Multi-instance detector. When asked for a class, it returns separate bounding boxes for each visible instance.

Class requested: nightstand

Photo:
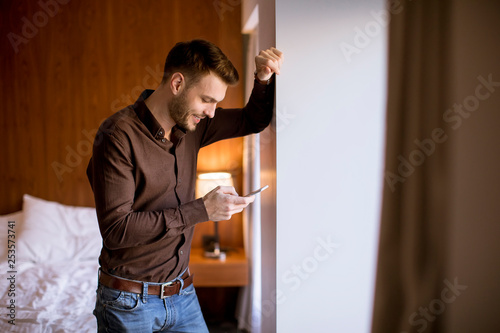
[189,247,249,287]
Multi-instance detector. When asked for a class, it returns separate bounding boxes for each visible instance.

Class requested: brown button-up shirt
[87,80,274,283]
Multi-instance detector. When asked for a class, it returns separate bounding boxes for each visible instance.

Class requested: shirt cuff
[178,198,210,228]
[252,74,275,100]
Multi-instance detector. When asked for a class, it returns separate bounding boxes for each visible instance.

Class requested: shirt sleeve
[87,127,209,250]
[197,78,275,147]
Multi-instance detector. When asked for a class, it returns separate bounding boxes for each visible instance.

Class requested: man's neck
[145,86,175,140]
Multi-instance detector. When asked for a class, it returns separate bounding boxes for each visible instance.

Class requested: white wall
[275,0,386,331]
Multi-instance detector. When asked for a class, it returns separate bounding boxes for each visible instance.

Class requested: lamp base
[203,247,226,260]
[202,222,226,260]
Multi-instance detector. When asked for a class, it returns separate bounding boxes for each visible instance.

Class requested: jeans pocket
[180,283,196,296]
[98,285,140,311]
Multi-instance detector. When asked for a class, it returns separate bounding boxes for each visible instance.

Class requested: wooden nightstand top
[189,247,249,287]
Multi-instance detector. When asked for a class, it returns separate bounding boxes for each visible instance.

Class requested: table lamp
[196,172,234,260]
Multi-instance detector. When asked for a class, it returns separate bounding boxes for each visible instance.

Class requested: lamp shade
[195,172,234,199]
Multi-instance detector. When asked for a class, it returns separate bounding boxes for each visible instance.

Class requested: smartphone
[244,185,269,197]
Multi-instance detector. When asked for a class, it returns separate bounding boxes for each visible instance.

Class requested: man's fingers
[228,197,254,214]
[261,47,283,62]
[232,195,255,205]
[203,186,256,221]
[270,47,284,60]
[256,58,280,76]
[222,195,254,217]
[262,48,284,68]
[256,48,283,75]
[260,55,281,74]
[217,185,238,196]
[211,202,248,221]
[262,49,281,62]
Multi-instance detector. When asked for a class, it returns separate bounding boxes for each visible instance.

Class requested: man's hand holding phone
[202,185,269,221]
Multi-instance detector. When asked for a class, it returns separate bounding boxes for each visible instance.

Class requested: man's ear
[170,72,184,95]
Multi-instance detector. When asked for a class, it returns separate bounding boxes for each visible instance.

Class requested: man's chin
[177,122,197,132]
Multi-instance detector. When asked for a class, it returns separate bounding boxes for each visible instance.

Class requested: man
[87,39,283,332]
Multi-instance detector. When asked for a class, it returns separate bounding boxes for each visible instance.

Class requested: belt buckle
[160,281,174,299]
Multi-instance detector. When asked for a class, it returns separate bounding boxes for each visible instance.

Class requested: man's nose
[204,104,216,118]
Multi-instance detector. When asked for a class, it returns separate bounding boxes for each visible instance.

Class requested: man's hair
[161,39,239,86]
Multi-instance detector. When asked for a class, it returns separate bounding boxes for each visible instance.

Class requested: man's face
[169,73,228,132]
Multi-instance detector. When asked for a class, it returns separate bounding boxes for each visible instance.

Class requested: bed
[0,194,101,332]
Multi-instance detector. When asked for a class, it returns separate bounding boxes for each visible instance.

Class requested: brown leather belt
[99,270,194,299]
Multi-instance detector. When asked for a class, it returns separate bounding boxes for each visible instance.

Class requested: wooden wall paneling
[192,0,245,249]
[0,0,245,249]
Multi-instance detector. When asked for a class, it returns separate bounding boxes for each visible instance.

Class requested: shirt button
[158,130,163,136]
[161,138,166,143]
[180,250,184,255]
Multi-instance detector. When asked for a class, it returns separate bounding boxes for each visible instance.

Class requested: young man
[87,39,283,332]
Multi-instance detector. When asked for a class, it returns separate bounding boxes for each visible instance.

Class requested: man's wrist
[254,71,273,85]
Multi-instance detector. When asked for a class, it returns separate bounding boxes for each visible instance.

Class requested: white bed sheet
[0,260,99,332]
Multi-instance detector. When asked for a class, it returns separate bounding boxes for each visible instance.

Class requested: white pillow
[18,194,102,263]
[0,210,24,260]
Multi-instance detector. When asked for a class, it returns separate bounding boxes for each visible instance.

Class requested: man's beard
[168,90,193,131]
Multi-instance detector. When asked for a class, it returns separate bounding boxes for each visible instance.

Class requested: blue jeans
[94,277,208,332]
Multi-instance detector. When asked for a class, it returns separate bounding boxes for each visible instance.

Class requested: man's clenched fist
[255,47,284,82]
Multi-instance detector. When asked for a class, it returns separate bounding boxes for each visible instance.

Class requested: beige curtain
[237,29,263,333]
[372,0,453,332]
[373,0,500,332]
